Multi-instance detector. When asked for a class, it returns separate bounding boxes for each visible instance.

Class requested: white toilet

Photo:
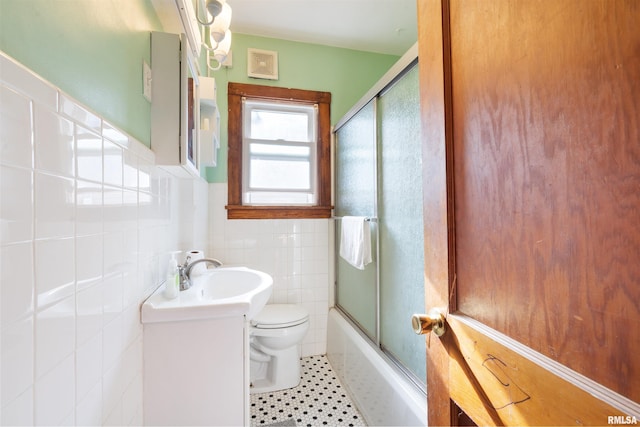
[249,304,309,394]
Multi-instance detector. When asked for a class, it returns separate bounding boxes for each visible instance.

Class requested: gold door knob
[411,309,446,337]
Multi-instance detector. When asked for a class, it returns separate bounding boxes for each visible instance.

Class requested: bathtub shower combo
[328,45,427,426]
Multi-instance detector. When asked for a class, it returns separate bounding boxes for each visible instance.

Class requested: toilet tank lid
[251,304,309,327]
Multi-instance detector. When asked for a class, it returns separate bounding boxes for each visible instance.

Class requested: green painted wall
[0,1,400,168]
[0,0,163,146]
[204,33,400,183]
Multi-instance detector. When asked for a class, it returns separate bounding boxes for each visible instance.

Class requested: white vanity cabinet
[143,314,249,426]
[150,31,200,177]
[141,266,273,425]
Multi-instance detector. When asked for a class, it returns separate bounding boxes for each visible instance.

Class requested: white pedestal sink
[141,267,273,426]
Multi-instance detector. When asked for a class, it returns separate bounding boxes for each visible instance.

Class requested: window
[227,83,332,219]
[243,100,317,205]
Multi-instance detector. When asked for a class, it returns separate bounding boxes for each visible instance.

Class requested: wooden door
[418,0,640,425]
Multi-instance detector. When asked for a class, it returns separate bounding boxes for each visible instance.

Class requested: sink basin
[141,266,273,323]
[198,269,268,300]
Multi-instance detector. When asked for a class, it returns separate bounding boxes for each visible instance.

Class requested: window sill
[225,205,333,220]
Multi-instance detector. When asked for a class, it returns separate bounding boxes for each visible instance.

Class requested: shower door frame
[333,45,425,390]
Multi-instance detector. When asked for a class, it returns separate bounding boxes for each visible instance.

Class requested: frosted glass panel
[334,63,424,385]
[335,101,376,217]
[377,65,426,381]
[335,100,376,338]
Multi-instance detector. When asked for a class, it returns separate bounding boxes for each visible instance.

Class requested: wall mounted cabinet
[151,31,200,177]
[199,76,220,166]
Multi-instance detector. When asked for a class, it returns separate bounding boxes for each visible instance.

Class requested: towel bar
[332,216,377,222]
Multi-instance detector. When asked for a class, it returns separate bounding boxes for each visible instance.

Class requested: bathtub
[326,308,428,426]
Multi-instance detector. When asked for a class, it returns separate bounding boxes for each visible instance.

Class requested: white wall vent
[247,48,279,80]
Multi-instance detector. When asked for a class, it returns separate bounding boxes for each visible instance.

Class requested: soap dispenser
[164,253,179,299]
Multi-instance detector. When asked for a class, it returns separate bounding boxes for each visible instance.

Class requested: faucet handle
[178,258,191,291]
[180,255,191,269]
[178,256,191,277]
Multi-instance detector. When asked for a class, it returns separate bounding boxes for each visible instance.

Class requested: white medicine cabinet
[151,31,201,177]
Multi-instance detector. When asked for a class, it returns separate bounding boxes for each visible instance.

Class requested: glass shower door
[334,100,377,338]
[377,65,425,382]
[334,60,425,386]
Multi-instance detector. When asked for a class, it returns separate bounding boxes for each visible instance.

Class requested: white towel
[339,216,372,270]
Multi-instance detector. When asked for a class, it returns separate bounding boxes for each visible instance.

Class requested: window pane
[245,191,314,205]
[249,158,311,190]
[250,143,310,158]
[250,110,310,141]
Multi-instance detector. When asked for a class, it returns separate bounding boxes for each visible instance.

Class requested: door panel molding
[447,315,640,426]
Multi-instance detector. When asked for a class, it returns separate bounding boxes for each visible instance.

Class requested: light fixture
[209,2,232,43]
[196,0,226,26]
[206,29,232,71]
[197,0,232,72]
[199,0,232,72]
[206,0,224,17]
[213,30,232,63]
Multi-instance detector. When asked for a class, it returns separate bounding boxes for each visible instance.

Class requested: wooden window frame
[226,82,332,219]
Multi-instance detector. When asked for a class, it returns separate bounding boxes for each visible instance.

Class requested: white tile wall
[0,53,209,425]
[207,183,331,357]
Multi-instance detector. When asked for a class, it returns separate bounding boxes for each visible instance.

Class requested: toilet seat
[251,304,309,329]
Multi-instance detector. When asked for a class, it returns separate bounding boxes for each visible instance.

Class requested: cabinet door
[143,316,246,426]
[151,31,200,177]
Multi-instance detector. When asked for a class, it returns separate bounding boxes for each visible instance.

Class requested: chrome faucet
[178,257,223,291]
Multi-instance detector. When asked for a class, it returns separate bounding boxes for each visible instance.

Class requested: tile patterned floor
[250,355,367,427]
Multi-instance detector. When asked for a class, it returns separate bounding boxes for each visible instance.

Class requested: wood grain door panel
[418,0,640,425]
[449,0,640,401]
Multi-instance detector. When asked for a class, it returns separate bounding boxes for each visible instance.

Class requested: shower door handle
[411,309,446,337]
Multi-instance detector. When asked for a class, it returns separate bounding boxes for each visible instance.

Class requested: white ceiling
[227,0,418,56]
